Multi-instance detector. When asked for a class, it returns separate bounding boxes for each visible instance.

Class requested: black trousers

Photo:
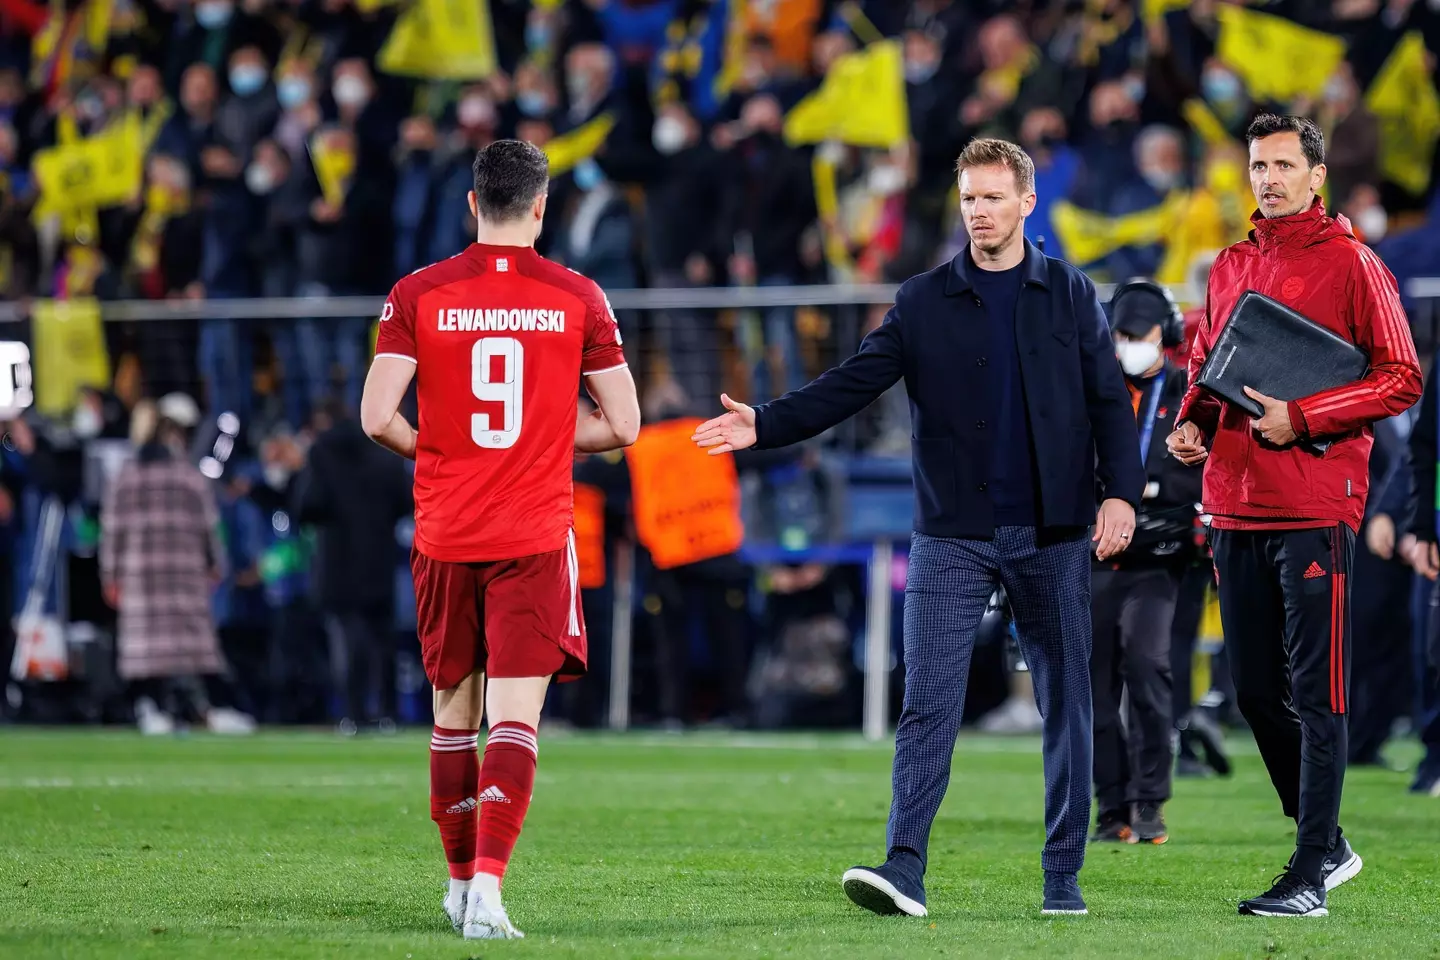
[1211,524,1353,875]
[648,567,751,724]
[325,608,397,723]
[1346,538,1413,764]
[1170,563,1212,723]
[1091,566,1178,813]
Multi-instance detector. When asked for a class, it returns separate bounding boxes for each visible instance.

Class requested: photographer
[1090,280,1202,846]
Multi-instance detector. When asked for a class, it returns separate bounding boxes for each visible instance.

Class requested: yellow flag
[783,39,909,149]
[32,298,110,416]
[810,149,851,273]
[1215,6,1345,104]
[1181,98,1233,148]
[378,0,496,80]
[542,113,616,176]
[1049,194,1189,269]
[31,115,145,217]
[309,132,356,207]
[1365,32,1440,196]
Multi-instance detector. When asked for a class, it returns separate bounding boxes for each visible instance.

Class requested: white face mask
[245,163,276,195]
[263,463,290,490]
[868,164,906,196]
[1355,206,1387,241]
[1116,339,1161,377]
[333,75,370,109]
[72,404,103,439]
[652,115,688,155]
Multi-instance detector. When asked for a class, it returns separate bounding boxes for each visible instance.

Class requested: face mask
[245,163,276,195]
[1202,69,1241,103]
[868,164,906,196]
[525,20,552,50]
[904,59,938,85]
[263,463,290,490]
[195,0,233,28]
[1355,205,1387,241]
[1122,75,1146,103]
[652,115,687,155]
[1141,167,1181,194]
[516,90,550,117]
[1322,77,1347,103]
[458,96,494,129]
[567,74,596,108]
[1116,340,1161,377]
[72,404,102,439]
[573,159,603,192]
[277,76,311,110]
[333,75,370,108]
[229,65,266,97]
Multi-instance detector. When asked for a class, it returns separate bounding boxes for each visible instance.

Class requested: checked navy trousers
[886,527,1094,876]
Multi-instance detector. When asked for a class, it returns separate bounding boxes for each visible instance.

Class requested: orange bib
[626,418,744,570]
[572,481,606,589]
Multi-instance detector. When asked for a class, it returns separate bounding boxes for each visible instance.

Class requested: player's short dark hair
[471,139,549,224]
[1245,114,1325,168]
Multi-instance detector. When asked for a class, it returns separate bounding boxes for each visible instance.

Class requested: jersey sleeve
[374,280,418,363]
[582,283,627,376]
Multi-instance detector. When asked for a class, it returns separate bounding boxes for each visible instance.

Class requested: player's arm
[365,283,420,459]
[361,357,418,460]
[577,365,640,453]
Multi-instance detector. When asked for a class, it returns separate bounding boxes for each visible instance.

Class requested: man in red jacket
[1168,114,1422,918]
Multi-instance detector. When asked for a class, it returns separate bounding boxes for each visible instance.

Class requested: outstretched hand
[691,394,757,455]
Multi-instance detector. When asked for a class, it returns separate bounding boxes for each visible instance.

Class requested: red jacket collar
[1248,197,1354,254]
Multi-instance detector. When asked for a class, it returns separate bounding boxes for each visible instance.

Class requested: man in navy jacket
[694,138,1144,916]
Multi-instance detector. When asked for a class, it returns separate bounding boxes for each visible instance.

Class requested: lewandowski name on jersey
[436,308,567,333]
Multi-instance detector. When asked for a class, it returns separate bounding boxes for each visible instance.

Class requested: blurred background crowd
[0,0,1438,793]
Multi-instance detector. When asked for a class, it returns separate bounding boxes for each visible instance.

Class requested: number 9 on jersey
[472,336,523,449]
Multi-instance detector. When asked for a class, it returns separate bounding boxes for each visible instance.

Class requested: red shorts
[412,540,587,691]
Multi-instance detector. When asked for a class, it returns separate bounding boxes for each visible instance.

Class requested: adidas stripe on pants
[1210,523,1354,881]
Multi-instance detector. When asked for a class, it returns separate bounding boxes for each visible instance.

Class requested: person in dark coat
[295,401,413,733]
[1089,279,1204,846]
[694,138,1144,918]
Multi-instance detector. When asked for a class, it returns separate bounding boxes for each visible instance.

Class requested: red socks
[474,721,538,881]
[429,726,480,880]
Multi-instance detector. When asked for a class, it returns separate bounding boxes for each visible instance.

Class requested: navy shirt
[749,239,1146,540]
[970,254,1039,525]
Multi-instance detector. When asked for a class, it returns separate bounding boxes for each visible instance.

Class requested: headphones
[1109,278,1185,348]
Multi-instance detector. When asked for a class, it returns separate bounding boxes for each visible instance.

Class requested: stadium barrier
[5,276,1439,739]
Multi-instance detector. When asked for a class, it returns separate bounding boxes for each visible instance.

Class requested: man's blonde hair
[955,137,1036,195]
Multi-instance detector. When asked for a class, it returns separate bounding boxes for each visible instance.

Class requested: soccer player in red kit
[359,140,639,940]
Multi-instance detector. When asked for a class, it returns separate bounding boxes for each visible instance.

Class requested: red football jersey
[375,243,627,563]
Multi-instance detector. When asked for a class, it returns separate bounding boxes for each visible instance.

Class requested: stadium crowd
[0,0,1438,800]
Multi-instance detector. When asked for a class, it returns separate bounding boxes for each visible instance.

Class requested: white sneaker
[980,697,1043,734]
[206,707,257,735]
[443,888,468,933]
[136,698,174,736]
[463,895,524,940]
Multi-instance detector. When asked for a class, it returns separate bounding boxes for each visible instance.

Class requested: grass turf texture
[1,731,1437,959]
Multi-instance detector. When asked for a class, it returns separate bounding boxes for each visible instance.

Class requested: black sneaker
[1132,803,1168,845]
[1183,708,1232,777]
[1238,872,1327,917]
[1041,871,1087,915]
[842,854,927,917]
[1288,837,1363,891]
[1090,810,1132,843]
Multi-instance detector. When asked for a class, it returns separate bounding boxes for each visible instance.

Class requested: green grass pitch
[1,729,1438,959]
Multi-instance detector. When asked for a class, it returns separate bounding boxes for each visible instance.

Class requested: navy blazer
[753,239,1146,539]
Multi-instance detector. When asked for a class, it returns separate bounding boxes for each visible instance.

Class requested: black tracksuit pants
[1211,524,1353,882]
[1091,566,1178,815]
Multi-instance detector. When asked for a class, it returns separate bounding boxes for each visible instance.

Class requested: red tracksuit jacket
[1177,200,1422,532]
